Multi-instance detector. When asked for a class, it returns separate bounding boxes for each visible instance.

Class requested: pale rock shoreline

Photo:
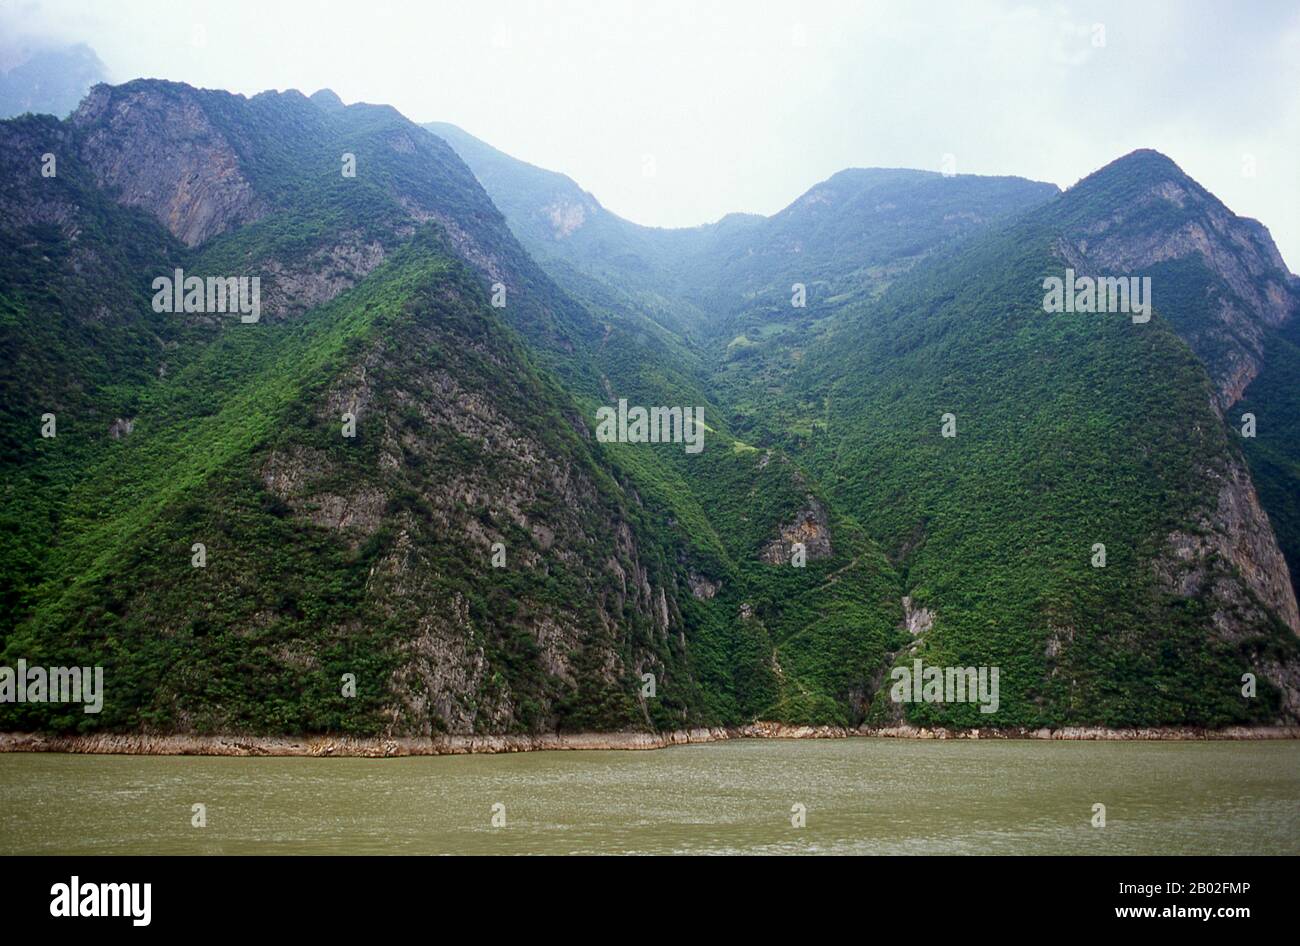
[2,722,1297,758]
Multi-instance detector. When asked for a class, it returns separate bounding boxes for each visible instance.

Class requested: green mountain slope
[1238,311,1300,595]
[794,152,1300,727]
[2,82,907,736]
[0,84,708,735]
[1038,150,1300,600]
[429,121,1061,444]
[3,83,1296,738]
[426,123,948,726]
[434,128,1300,729]
[2,218,711,737]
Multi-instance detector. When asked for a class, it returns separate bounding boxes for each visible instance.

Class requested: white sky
[5,0,1299,268]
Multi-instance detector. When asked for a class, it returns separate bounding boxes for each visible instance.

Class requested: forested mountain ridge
[429,121,1062,450]
[1,81,903,735]
[1039,149,1300,604]
[434,128,1300,728]
[0,79,1296,738]
[791,150,1299,726]
[427,121,1059,331]
[0,81,723,734]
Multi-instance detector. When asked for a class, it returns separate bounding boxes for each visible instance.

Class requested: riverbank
[2,722,1297,757]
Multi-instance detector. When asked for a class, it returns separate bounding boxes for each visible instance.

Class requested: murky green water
[1,739,1297,854]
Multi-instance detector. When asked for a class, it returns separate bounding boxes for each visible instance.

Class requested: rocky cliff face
[1159,454,1300,635]
[260,287,685,735]
[72,84,266,246]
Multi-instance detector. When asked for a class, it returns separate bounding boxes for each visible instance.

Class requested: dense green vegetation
[3,82,906,736]
[800,214,1292,727]
[441,129,1300,730]
[1,85,1295,739]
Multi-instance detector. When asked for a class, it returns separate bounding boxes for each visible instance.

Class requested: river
[2,738,1296,854]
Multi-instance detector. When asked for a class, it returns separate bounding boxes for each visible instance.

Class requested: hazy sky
[6,0,1299,267]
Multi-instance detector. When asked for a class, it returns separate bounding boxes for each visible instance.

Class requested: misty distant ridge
[429,116,1289,268]
[425,116,1070,236]
[0,40,107,120]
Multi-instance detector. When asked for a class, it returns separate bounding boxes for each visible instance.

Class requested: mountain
[426,123,917,727]
[428,121,1059,322]
[429,121,1061,441]
[2,81,1297,739]
[423,121,677,287]
[1,81,904,736]
[0,42,108,119]
[1045,150,1298,413]
[0,81,714,734]
[430,129,1300,728]
[1040,149,1300,600]
[791,150,1298,727]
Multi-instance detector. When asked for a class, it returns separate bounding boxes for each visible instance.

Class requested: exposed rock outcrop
[1159,455,1300,635]
[543,198,588,238]
[258,239,387,320]
[901,595,934,636]
[72,83,266,246]
[688,572,720,600]
[760,496,832,563]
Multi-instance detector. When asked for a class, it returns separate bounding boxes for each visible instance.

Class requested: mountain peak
[1046,146,1298,413]
[310,88,345,110]
[1075,147,1192,190]
[1114,146,1181,167]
